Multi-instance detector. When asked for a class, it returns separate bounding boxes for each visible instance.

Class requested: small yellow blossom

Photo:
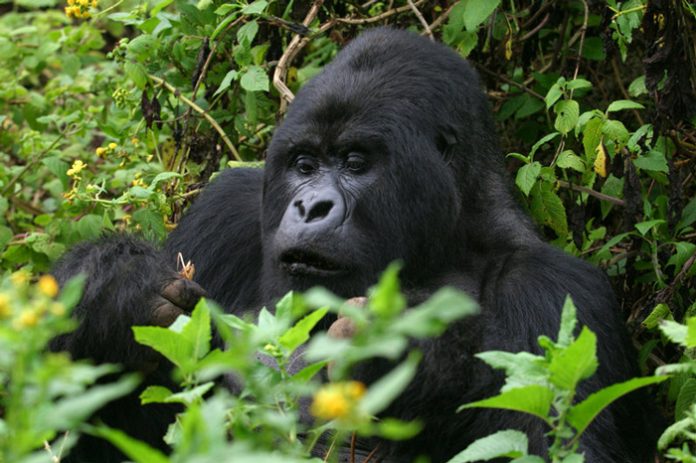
[91,0,97,7]
[121,214,132,225]
[38,275,59,298]
[14,309,39,329]
[0,294,11,318]
[108,142,118,150]
[67,0,75,5]
[96,147,106,156]
[67,160,87,177]
[310,381,366,421]
[10,270,30,287]
[131,137,139,146]
[50,302,66,316]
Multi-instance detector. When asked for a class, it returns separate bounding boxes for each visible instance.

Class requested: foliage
[447,297,667,463]
[0,0,695,460]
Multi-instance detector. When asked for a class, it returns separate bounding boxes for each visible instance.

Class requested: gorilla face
[260,34,464,299]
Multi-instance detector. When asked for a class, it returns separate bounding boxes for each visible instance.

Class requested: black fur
[53,28,660,462]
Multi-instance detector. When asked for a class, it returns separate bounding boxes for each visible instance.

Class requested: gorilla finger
[161,278,208,311]
[151,298,186,327]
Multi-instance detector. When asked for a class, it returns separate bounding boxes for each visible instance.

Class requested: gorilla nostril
[306,201,334,223]
[294,200,306,217]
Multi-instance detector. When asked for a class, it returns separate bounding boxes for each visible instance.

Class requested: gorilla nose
[295,199,335,223]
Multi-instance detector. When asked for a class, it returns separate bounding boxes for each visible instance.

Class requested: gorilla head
[260,28,535,299]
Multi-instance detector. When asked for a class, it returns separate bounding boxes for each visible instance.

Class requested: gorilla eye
[294,156,318,175]
[345,153,368,173]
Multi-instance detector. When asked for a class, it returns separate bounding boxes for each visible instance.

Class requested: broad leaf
[447,429,529,462]
[458,385,554,423]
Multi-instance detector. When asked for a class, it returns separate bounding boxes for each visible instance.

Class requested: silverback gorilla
[51,28,659,462]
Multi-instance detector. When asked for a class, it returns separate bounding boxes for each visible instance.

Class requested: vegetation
[0,0,695,461]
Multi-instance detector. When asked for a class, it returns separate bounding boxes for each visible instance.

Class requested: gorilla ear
[436,127,458,162]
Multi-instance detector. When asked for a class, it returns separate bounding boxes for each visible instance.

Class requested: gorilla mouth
[280,249,347,277]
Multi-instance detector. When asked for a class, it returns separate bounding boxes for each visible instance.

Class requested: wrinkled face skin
[259,79,461,301]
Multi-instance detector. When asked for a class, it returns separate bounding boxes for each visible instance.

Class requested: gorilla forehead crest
[282,28,485,140]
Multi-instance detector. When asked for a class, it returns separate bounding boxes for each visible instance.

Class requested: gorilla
[51,28,659,462]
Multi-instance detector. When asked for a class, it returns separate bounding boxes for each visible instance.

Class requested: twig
[571,0,589,83]
[519,12,550,42]
[557,180,625,206]
[476,64,545,100]
[335,0,425,25]
[273,0,325,112]
[428,2,456,31]
[407,0,432,39]
[147,73,241,161]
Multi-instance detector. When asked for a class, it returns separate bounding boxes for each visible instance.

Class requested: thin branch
[557,180,625,206]
[571,0,589,82]
[427,2,455,31]
[148,73,241,161]
[519,12,550,42]
[273,0,325,112]
[476,64,545,100]
[335,0,425,25]
[407,0,432,39]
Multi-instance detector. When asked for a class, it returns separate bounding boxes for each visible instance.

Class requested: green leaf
[659,320,688,346]
[634,219,665,236]
[566,79,592,91]
[240,65,269,92]
[182,299,212,360]
[369,262,406,318]
[658,417,692,450]
[391,287,479,338]
[132,208,166,239]
[633,149,668,173]
[675,378,696,420]
[361,352,421,415]
[376,419,423,440]
[549,327,598,390]
[214,70,238,96]
[530,183,568,236]
[601,119,629,144]
[530,132,560,158]
[461,0,501,30]
[92,426,169,463]
[556,150,585,172]
[475,351,547,391]
[447,429,529,462]
[134,326,192,370]
[686,318,696,348]
[237,19,259,46]
[606,99,644,112]
[567,376,667,436]
[278,307,329,352]
[40,375,139,430]
[77,214,103,240]
[642,303,673,330]
[458,385,554,423]
[628,76,647,97]
[515,161,541,196]
[140,385,173,404]
[124,62,148,89]
[545,81,564,109]
[557,296,578,347]
[554,100,580,134]
[241,0,268,14]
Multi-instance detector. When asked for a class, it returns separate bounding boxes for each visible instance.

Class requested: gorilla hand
[49,236,206,368]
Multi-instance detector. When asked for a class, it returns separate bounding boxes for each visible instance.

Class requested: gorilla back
[54,28,660,462]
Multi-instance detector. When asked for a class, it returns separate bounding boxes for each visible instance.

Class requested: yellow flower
[50,302,66,316]
[131,137,139,146]
[10,270,30,287]
[67,160,87,177]
[0,294,11,318]
[310,381,366,421]
[67,0,75,4]
[108,142,118,150]
[96,147,106,156]
[14,309,39,329]
[90,0,97,7]
[38,275,59,298]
